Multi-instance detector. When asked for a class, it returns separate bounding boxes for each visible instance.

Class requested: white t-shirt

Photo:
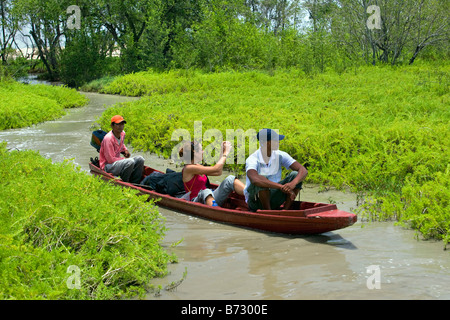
[244,148,296,202]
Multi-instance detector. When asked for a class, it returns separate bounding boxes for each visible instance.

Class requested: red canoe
[89,163,357,235]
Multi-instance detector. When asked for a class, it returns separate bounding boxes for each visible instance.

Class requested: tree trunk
[409,44,424,65]
[1,0,8,64]
[30,26,55,80]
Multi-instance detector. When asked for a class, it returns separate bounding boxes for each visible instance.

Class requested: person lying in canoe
[99,115,145,184]
[244,129,308,211]
[179,140,245,206]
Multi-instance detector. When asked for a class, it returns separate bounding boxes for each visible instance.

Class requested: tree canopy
[1,0,448,85]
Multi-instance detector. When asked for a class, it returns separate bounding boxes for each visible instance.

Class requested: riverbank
[0,142,175,299]
[86,63,449,244]
[0,85,176,299]
[0,79,88,130]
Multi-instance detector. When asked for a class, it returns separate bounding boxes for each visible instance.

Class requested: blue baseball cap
[257,129,285,142]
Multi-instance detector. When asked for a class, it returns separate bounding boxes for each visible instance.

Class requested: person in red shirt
[179,140,245,206]
[99,115,144,183]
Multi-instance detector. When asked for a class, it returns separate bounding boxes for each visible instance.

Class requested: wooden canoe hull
[89,163,357,235]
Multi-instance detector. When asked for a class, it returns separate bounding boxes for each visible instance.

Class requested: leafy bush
[361,168,450,246]
[0,80,88,130]
[400,169,450,245]
[79,76,117,93]
[95,63,449,242]
[0,143,174,299]
[60,28,122,88]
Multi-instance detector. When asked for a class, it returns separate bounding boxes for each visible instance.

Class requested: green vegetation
[0,79,88,130]
[94,62,449,244]
[1,0,447,300]
[0,143,174,299]
[2,0,448,86]
[79,76,117,93]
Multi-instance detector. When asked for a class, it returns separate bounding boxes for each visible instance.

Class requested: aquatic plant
[79,76,117,93]
[0,143,174,299]
[0,80,88,130]
[95,62,449,243]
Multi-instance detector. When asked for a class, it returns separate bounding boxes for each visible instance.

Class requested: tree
[302,0,337,72]
[242,0,303,33]
[303,0,335,32]
[408,0,449,64]
[331,0,382,65]
[158,0,205,65]
[334,0,449,66]
[13,0,72,80]
[60,10,116,87]
[92,0,161,72]
[1,0,19,64]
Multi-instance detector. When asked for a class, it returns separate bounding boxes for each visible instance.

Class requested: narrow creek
[1,90,448,300]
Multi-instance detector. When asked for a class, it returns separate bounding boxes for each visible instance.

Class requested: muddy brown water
[1,91,449,300]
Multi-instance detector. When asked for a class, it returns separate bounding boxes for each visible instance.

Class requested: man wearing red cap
[99,115,144,183]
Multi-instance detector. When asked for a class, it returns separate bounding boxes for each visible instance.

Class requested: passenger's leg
[105,158,134,182]
[279,171,303,210]
[129,156,145,184]
[119,159,137,182]
[233,179,245,196]
[258,189,271,210]
[192,189,214,206]
[213,175,236,206]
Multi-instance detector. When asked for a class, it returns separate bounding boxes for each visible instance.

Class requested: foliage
[400,169,450,245]
[0,80,88,130]
[60,30,107,88]
[12,0,73,80]
[0,143,174,299]
[4,0,449,85]
[79,76,117,93]
[95,62,449,242]
[0,57,30,79]
[361,167,450,246]
[1,0,20,64]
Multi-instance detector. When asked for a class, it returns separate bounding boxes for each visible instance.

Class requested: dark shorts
[247,171,303,211]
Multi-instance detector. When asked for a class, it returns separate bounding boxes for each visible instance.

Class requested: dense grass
[0,143,175,299]
[94,62,449,244]
[0,80,88,130]
[79,76,117,93]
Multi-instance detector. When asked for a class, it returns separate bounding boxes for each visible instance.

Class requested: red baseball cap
[111,115,127,124]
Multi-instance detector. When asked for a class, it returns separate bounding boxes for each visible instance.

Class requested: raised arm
[183,141,232,180]
[184,155,227,177]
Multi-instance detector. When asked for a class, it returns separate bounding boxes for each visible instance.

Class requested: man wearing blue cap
[244,129,308,211]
